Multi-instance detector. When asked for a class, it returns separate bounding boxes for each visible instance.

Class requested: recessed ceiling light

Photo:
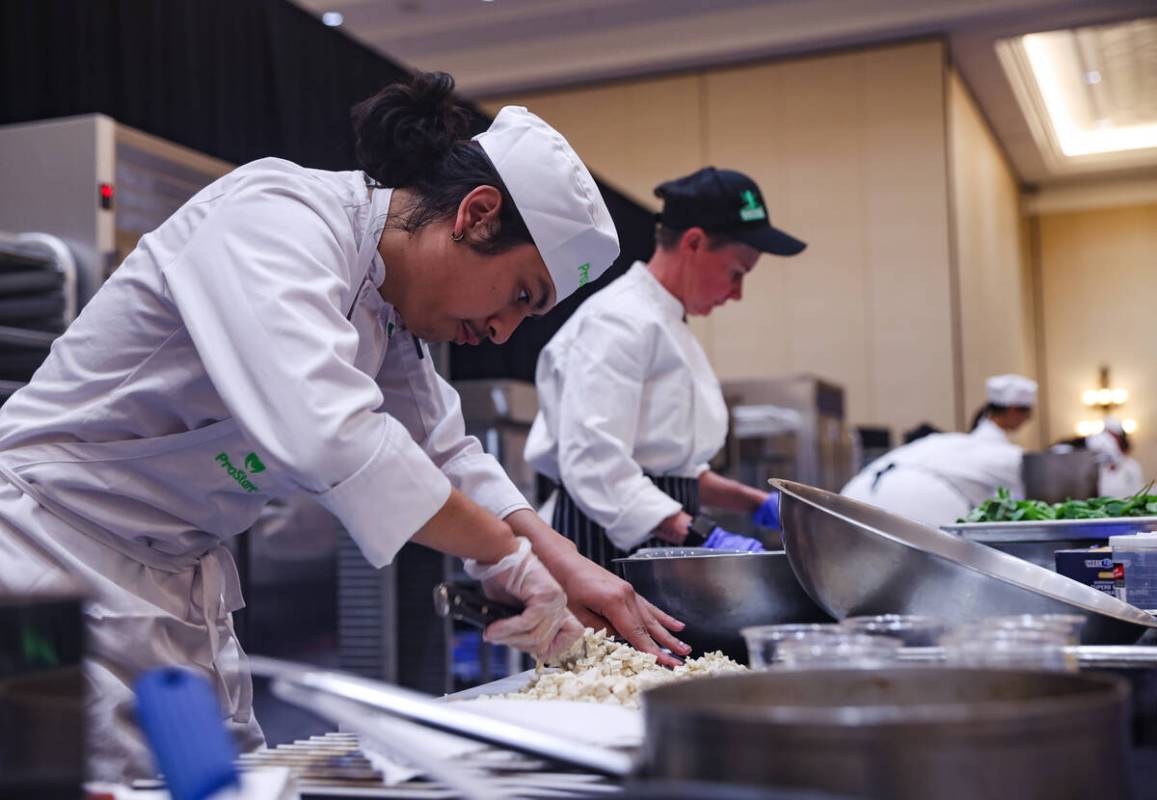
[999,22,1157,159]
[322,11,344,26]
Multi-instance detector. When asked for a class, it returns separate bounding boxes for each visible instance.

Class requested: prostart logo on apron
[214,451,266,493]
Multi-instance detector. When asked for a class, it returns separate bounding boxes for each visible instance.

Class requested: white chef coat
[1101,457,1147,497]
[970,417,1010,444]
[525,262,729,550]
[1086,431,1148,497]
[840,418,1024,528]
[0,157,529,778]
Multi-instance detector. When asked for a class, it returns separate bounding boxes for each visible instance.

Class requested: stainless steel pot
[641,667,1131,799]
[614,548,832,657]
[774,479,1157,644]
[1022,450,1100,503]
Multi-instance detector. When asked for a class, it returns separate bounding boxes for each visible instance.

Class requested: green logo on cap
[244,452,266,474]
[577,263,591,287]
[739,190,767,222]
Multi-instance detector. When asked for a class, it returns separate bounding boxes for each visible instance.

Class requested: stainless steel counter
[255,650,1157,798]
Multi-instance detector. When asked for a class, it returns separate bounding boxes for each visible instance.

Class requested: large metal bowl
[774,479,1157,645]
[614,548,832,657]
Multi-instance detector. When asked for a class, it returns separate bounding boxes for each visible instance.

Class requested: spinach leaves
[962,484,1157,523]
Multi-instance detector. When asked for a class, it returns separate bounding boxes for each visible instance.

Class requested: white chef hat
[474,106,619,307]
[986,374,1038,407]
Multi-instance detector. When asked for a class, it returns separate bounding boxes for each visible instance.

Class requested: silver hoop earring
[450,230,464,242]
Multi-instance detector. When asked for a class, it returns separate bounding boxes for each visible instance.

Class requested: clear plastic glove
[752,491,781,529]
[704,527,765,552]
[463,538,580,659]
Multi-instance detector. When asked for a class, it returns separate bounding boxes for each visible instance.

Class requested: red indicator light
[99,182,115,209]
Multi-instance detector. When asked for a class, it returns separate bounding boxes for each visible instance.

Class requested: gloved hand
[752,491,781,529]
[463,538,580,660]
[703,528,765,552]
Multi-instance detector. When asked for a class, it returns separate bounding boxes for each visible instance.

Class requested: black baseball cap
[654,167,806,256]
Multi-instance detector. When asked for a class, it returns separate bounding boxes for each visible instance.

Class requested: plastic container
[986,613,1086,645]
[942,625,1073,672]
[740,623,843,670]
[1110,534,1157,609]
[841,614,947,647]
[774,632,902,670]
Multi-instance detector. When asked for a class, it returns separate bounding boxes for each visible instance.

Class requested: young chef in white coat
[525,168,805,571]
[1054,418,1148,497]
[1090,419,1147,496]
[0,72,686,779]
[841,374,1038,527]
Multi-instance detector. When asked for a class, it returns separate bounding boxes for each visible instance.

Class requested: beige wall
[486,41,960,438]
[1036,203,1157,483]
[483,73,706,211]
[946,70,1040,447]
[486,39,1157,489]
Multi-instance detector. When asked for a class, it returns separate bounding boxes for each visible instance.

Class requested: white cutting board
[456,697,643,748]
[354,699,641,786]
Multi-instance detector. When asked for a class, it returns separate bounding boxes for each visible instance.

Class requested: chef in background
[841,374,1037,527]
[1091,419,1147,496]
[526,167,804,571]
[1054,417,1148,497]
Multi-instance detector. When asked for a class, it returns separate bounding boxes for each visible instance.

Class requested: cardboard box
[1054,547,1121,598]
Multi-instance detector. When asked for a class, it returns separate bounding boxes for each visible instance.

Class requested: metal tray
[943,516,1157,542]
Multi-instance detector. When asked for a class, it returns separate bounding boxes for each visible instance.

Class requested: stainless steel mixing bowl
[774,479,1157,644]
[614,548,832,656]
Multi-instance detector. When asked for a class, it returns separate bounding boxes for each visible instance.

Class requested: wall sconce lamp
[1076,365,1137,436]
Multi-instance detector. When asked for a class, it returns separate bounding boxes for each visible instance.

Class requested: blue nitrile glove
[752,491,781,529]
[703,528,765,552]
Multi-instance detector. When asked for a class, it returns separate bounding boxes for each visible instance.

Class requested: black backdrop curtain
[0,0,654,381]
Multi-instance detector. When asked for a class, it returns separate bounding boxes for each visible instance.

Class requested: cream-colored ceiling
[294,0,1157,184]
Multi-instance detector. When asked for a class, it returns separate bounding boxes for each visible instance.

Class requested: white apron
[0,475,262,780]
[0,166,391,780]
[0,411,293,780]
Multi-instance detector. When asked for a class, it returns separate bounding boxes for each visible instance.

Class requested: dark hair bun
[351,71,472,187]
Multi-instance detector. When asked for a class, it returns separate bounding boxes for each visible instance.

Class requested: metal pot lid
[642,667,1129,727]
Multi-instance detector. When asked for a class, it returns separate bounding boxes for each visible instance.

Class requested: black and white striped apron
[551,474,699,574]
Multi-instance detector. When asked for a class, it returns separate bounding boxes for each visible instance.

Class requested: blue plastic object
[134,667,239,800]
[704,528,765,552]
[752,490,781,530]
